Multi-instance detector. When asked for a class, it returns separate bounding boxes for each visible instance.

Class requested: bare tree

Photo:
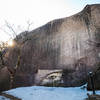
[0,20,33,89]
[26,20,33,31]
[0,41,8,69]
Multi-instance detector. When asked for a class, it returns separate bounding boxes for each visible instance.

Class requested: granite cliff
[0,4,100,91]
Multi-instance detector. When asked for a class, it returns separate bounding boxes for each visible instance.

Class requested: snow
[4,86,100,100]
[0,96,10,100]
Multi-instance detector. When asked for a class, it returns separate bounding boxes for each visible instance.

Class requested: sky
[0,0,100,42]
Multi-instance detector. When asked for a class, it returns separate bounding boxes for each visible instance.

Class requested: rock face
[87,69,100,90]
[0,4,100,91]
[0,67,10,92]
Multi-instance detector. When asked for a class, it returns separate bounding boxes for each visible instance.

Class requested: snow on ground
[4,86,100,100]
[0,96,10,100]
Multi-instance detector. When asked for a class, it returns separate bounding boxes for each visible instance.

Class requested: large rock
[0,4,100,91]
[0,67,10,92]
[87,69,100,90]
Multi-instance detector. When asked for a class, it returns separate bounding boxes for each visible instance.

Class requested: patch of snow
[4,86,100,100]
[0,96,10,100]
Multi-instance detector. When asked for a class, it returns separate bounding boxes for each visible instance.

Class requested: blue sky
[0,0,100,41]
